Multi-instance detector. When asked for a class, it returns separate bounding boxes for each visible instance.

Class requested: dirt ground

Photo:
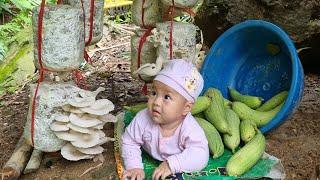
[0,24,319,180]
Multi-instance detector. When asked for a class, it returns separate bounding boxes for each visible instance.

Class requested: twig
[78,162,103,177]
[18,73,38,91]
[91,42,130,53]
[106,21,136,35]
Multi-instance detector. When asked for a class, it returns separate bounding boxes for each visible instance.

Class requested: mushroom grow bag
[63,0,105,45]
[130,29,157,81]
[114,111,286,180]
[132,0,161,28]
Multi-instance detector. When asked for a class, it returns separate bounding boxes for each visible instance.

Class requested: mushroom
[93,124,104,130]
[76,145,104,155]
[79,87,105,98]
[67,96,95,108]
[69,113,103,128]
[67,123,95,134]
[98,114,117,123]
[70,131,101,148]
[61,143,93,161]
[50,121,69,132]
[54,112,70,123]
[96,130,105,138]
[62,104,84,114]
[97,136,115,145]
[80,99,115,116]
[133,56,165,77]
[54,130,79,141]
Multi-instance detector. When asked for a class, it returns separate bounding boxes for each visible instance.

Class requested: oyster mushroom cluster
[49,87,117,161]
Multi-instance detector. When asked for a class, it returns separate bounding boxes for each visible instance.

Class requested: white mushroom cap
[62,104,84,114]
[50,121,69,132]
[96,130,105,138]
[80,99,114,116]
[98,114,117,123]
[79,87,105,98]
[67,123,95,134]
[54,112,70,123]
[76,145,104,155]
[54,130,79,141]
[67,96,95,108]
[61,143,93,161]
[97,136,115,146]
[70,131,101,148]
[69,113,103,128]
[93,124,104,130]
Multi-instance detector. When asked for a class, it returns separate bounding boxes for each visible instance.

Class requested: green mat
[114,111,285,180]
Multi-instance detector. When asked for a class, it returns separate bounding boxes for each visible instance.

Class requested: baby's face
[147,81,192,126]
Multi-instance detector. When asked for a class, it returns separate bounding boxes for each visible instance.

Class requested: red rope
[137,28,153,95]
[86,0,94,46]
[84,50,92,64]
[80,0,93,64]
[31,0,46,146]
[72,70,88,90]
[163,6,196,21]
[169,0,175,60]
[141,0,146,28]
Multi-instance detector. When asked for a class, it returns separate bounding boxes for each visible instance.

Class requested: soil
[0,23,319,180]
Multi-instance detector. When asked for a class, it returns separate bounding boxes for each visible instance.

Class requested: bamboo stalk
[23,149,43,174]
[1,136,33,180]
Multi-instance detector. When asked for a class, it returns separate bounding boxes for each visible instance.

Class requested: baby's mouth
[152,109,160,115]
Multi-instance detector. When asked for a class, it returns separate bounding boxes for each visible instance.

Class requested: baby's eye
[164,94,171,100]
[150,91,156,96]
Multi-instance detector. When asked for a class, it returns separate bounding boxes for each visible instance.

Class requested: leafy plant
[112,11,132,24]
[0,0,13,15]
[0,0,57,62]
[11,0,34,10]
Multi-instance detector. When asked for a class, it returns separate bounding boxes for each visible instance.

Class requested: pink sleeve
[121,110,148,170]
[167,118,209,173]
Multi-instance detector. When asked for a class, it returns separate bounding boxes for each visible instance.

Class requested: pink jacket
[121,109,209,174]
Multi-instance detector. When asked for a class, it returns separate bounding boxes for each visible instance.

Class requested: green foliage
[174,15,192,23]
[112,11,132,24]
[0,0,58,62]
[11,0,34,10]
[0,11,30,48]
[0,0,13,15]
[0,44,33,93]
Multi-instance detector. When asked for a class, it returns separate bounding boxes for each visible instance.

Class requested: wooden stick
[1,136,33,180]
[78,162,103,177]
[91,42,130,53]
[23,149,43,174]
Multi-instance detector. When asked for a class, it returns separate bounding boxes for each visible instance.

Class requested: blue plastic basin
[201,20,304,133]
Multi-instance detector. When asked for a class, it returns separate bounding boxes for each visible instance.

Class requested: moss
[0,45,31,84]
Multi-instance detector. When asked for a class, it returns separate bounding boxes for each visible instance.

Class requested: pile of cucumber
[193,88,288,176]
[123,88,288,176]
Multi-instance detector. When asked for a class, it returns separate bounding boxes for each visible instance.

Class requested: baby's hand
[123,168,145,180]
[152,161,172,180]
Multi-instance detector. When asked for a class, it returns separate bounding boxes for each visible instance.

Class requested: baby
[122,59,209,180]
